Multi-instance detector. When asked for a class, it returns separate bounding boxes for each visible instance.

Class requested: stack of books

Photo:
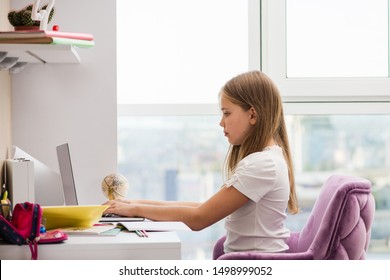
[0,30,95,48]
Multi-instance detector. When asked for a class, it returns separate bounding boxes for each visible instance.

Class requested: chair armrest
[212,235,227,260]
[285,231,300,253]
[217,251,314,260]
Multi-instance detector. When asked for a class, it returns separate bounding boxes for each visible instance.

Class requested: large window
[117,0,390,259]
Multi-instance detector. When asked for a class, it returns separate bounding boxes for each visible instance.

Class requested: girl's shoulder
[244,145,283,161]
[237,146,283,170]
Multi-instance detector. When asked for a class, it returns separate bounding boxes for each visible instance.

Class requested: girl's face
[219,93,256,145]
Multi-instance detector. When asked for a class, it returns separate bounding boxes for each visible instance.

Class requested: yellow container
[42,205,109,229]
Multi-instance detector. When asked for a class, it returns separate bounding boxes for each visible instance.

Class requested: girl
[104,70,298,253]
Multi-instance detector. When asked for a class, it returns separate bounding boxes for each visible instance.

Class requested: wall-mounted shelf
[0,44,80,64]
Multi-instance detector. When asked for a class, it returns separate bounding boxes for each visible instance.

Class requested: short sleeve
[224,152,276,202]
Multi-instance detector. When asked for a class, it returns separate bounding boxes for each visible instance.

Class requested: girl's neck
[267,138,276,147]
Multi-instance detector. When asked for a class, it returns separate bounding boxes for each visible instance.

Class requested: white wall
[11,0,117,205]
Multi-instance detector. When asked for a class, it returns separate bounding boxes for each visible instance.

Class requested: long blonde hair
[221,71,298,214]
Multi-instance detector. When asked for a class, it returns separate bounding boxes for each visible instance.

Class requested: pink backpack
[0,202,67,259]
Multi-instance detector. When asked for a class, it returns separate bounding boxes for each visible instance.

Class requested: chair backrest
[296,174,375,259]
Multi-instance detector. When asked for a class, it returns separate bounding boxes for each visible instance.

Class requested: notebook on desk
[56,143,144,223]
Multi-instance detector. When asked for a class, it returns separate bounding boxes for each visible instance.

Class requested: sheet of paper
[119,221,191,232]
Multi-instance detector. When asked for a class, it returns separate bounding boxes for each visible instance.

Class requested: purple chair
[213,175,375,260]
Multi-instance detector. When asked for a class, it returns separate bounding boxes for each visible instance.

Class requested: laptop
[56,143,144,222]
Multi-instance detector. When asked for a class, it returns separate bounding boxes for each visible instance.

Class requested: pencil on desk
[135,230,148,237]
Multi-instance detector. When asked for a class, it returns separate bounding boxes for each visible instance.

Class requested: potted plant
[8,4,55,31]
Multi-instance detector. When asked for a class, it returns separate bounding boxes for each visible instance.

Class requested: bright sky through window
[117,0,248,104]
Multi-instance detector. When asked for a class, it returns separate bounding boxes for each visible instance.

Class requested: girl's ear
[249,107,257,124]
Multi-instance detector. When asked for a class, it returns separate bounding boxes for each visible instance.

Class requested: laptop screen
[56,143,78,205]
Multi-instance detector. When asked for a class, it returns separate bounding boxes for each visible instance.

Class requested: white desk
[0,231,181,260]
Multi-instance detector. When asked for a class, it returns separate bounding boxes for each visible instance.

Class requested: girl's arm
[113,198,201,207]
[103,185,249,231]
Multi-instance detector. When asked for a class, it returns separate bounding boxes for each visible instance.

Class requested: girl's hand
[103,199,135,217]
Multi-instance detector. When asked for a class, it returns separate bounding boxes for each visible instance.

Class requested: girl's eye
[223,112,230,117]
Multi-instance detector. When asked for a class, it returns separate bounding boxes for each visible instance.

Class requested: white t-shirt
[223,145,290,253]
